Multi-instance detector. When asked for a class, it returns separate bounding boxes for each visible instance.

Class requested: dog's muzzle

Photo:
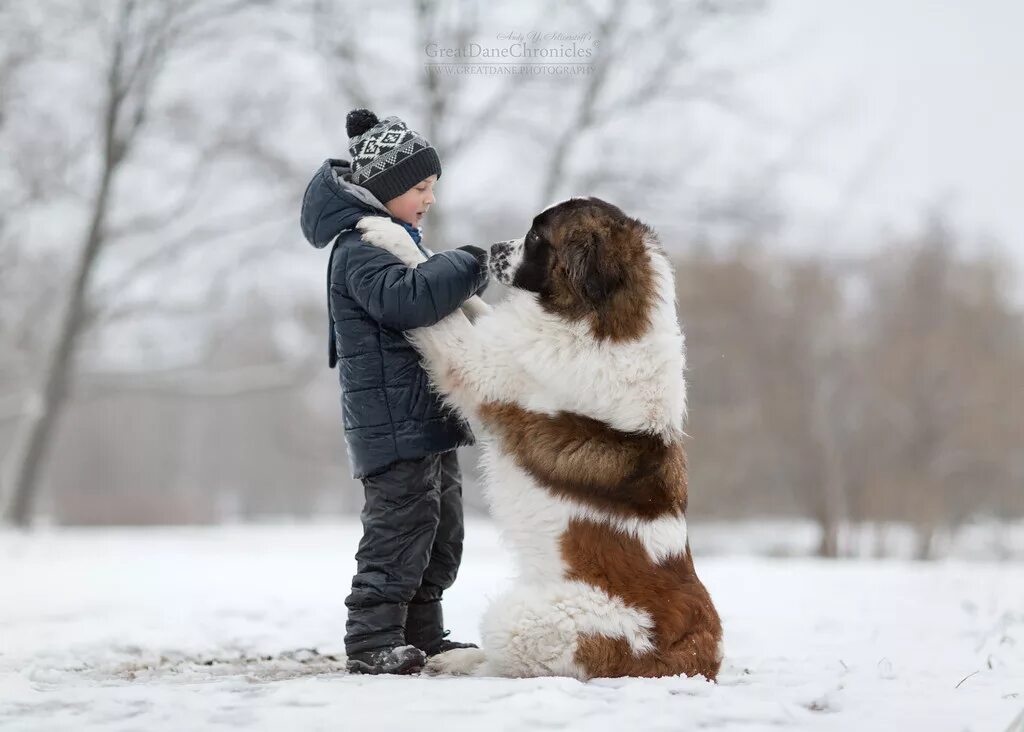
[489,238,524,286]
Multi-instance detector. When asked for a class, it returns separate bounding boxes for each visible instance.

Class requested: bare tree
[780,261,850,557]
[308,0,545,244]
[536,0,764,207]
[0,0,268,526]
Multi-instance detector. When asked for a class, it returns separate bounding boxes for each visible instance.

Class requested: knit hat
[346,109,442,204]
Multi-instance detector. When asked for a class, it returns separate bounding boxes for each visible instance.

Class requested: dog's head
[490,197,660,341]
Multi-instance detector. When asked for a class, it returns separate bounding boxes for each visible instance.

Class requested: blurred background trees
[0,0,1020,558]
[677,223,1024,558]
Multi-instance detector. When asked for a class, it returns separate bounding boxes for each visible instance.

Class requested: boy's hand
[454,247,491,322]
[457,245,489,297]
[457,245,488,268]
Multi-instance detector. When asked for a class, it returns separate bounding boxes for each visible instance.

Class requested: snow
[1,521,1021,731]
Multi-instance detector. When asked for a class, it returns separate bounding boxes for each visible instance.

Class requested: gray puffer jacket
[300,159,487,479]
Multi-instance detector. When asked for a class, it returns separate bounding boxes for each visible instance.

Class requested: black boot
[345,645,426,675]
[423,630,478,658]
[406,599,478,657]
[405,599,445,654]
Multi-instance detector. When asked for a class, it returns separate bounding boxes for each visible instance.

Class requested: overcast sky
[724,0,1024,261]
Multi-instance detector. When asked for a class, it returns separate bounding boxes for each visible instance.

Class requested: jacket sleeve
[344,240,488,331]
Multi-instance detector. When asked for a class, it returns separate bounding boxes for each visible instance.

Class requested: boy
[300,109,488,675]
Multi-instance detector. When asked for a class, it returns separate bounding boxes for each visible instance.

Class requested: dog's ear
[564,228,622,306]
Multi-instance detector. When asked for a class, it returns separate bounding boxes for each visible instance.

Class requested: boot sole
[345,656,425,675]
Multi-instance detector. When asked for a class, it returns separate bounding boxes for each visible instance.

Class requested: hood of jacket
[300,158,393,249]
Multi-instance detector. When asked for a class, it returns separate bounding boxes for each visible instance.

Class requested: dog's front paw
[424,647,488,676]
[356,216,427,267]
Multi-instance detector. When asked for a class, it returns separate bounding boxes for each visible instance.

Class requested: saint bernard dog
[355,197,723,680]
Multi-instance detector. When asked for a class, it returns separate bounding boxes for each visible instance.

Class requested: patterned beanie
[345,109,442,204]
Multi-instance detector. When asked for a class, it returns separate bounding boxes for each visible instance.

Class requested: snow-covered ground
[1,521,1021,731]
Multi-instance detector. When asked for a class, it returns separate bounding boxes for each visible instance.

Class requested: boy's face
[385,175,437,227]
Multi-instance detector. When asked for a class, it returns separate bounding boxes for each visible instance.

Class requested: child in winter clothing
[300,109,488,675]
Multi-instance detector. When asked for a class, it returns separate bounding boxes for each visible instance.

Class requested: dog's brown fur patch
[562,518,723,680]
[479,401,687,520]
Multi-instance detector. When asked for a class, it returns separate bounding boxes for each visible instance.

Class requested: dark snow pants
[344,450,465,655]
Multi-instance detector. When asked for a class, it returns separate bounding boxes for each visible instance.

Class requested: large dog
[356,198,722,680]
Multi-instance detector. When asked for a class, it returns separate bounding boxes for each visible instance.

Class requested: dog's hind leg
[458,581,656,680]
